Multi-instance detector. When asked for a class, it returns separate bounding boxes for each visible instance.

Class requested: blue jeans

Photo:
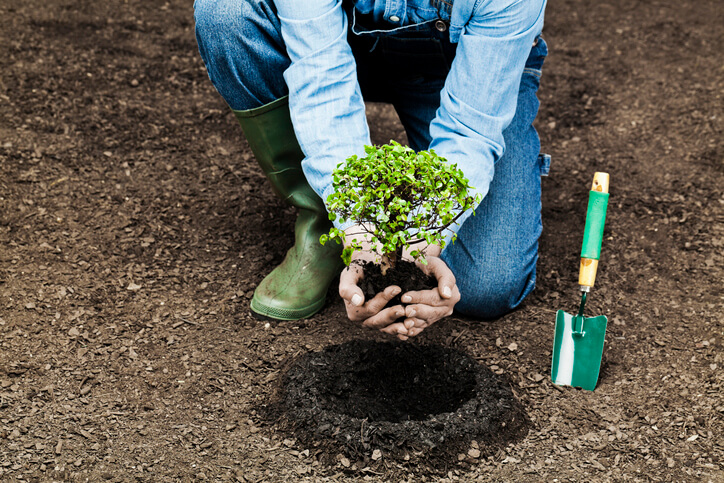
[194,0,550,319]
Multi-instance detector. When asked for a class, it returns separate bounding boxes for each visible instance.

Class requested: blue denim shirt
[275,0,546,239]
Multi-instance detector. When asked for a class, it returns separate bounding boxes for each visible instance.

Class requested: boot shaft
[233,97,325,215]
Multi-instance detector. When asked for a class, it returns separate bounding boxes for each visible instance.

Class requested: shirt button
[389,15,400,22]
[435,19,448,32]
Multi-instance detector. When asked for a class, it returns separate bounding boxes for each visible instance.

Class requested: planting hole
[313,341,476,422]
[277,340,529,462]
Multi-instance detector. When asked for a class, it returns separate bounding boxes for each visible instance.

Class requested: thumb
[343,287,365,307]
[339,266,365,306]
[426,257,456,299]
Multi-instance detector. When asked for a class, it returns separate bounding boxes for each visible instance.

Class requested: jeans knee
[195,0,276,56]
[455,263,536,319]
[194,0,243,52]
[194,0,286,108]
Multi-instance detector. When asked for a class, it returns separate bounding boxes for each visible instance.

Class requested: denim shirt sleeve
[431,0,546,247]
[275,1,371,231]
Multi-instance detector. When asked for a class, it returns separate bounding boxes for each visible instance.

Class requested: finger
[401,288,442,306]
[403,316,429,329]
[406,304,452,324]
[379,321,409,337]
[425,257,457,299]
[365,285,402,313]
[339,265,365,307]
[397,334,409,341]
[346,286,402,323]
[404,305,418,318]
[401,319,427,337]
[361,305,405,330]
[403,284,460,306]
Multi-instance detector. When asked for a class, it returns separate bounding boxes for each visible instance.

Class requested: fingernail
[408,309,416,317]
[391,287,401,296]
[401,295,412,303]
[442,286,452,298]
[397,310,405,318]
[351,294,363,306]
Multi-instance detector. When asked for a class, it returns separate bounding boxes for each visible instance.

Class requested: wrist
[343,223,380,253]
[403,241,441,260]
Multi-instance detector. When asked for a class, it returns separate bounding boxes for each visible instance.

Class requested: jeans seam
[523,67,542,78]
[351,14,439,36]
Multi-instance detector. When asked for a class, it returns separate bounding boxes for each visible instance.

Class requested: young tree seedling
[320,141,481,274]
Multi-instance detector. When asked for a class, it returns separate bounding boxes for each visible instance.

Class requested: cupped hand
[338,250,410,339]
[399,255,460,338]
[337,225,459,340]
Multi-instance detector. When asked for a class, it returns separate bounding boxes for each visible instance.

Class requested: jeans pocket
[381,36,449,68]
[524,36,548,78]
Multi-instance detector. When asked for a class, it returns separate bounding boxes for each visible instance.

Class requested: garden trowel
[551,172,610,391]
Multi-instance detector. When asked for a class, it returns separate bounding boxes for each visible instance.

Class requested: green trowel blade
[551,310,608,391]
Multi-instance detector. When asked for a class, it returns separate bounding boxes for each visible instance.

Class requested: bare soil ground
[1,0,722,481]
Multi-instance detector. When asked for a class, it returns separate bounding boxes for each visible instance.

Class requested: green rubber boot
[233,97,343,320]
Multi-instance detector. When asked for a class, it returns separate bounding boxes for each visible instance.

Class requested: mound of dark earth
[275,340,529,463]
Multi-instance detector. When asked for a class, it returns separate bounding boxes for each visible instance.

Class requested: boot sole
[250,295,327,321]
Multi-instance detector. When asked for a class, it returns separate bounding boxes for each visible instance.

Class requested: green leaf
[342,246,353,266]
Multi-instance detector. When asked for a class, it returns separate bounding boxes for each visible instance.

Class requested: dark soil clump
[357,259,437,306]
[276,340,529,464]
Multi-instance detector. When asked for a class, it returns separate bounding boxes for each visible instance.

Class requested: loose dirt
[1,0,722,481]
[357,259,437,307]
[275,340,527,471]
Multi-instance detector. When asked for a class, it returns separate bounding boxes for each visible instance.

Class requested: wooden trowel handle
[579,172,610,290]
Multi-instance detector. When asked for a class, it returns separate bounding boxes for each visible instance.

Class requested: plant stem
[380,247,401,276]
